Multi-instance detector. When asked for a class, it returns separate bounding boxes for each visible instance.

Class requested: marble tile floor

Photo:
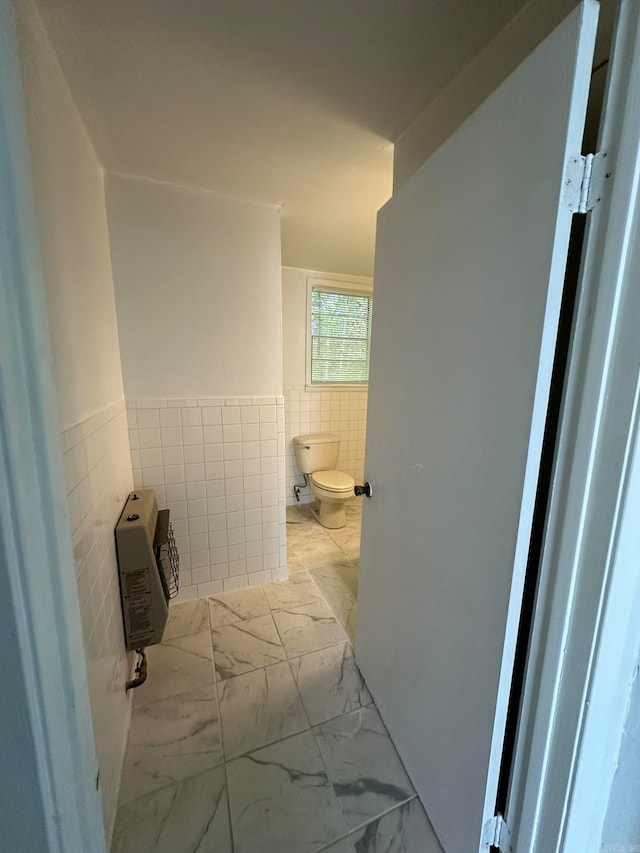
[112,502,443,852]
[286,501,360,646]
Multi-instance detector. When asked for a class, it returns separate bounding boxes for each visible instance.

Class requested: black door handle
[354,482,372,498]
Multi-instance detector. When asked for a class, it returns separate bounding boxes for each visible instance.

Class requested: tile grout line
[303,569,353,646]
[310,704,419,850]
[210,569,358,850]
[314,795,421,853]
[218,661,309,761]
[342,793,420,840]
[136,517,360,849]
[208,599,237,853]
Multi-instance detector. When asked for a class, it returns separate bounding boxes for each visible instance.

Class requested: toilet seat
[311,470,355,493]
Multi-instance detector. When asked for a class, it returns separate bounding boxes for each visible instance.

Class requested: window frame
[305,276,373,390]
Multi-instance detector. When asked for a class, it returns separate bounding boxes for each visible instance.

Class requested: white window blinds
[310,288,372,383]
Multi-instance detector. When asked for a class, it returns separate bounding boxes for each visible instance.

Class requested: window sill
[304,384,368,392]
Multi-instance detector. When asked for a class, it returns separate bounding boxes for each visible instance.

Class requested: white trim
[507,1,640,848]
[0,3,105,850]
[305,275,373,390]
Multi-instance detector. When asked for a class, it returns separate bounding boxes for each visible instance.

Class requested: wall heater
[115,489,179,651]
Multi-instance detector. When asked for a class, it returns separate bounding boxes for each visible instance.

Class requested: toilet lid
[311,470,355,492]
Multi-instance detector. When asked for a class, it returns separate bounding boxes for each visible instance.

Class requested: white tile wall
[60,399,133,843]
[127,396,287,599]
[284,387,367,505]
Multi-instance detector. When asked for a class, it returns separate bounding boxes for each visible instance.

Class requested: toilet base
[311,500,347,529]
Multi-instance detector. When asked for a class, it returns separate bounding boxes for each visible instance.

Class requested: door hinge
[482,814,513,852]
[564,151,610,213]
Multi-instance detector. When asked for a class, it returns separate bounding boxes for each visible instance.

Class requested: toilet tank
[293,433,340,473]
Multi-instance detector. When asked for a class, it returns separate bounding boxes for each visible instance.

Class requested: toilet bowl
[293,434,354,529]
[309,469,355,529]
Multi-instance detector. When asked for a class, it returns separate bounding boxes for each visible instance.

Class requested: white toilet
[293,433,355,529]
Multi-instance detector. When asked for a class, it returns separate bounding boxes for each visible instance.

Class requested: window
[306,278,373,386]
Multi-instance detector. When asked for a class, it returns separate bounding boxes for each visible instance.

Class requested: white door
[356,3,598,851]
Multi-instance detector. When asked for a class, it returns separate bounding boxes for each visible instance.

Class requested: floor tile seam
[332,604,356,638]
[318,575,357,598]
[309,580,358,610]
[217,657,306,704]
[130,679,220,714]
[326,531,352,549]
[343,792,419,837]
[306,554,357,573]
[286,638,373,725]
[304,567,351,628]
[162,623,210,642]
[311,703,368,735]
[224,725,321,769]
[270,597,294,663]
[202,620,217,686]
[306,699,375,731]
[207,586,270,630]
[211,619,237,853]
[275,624,349,663]
[222,702,311,763]
[313,835,355,853]
[287,638,351,668]
[304,709,355,849]
[220,690,355,846]
[362,700,419,804]
[221,746,235,851]
[210,625,289,682]
[284,647,314,734]
[117,762,227,810]
[209,611,271,630]
[266,594,329,615]
[210,608,281,640]
[117,750,228,812]
[210,610,294,668]
[262,584,329,615]
[313,819,367,853]
[311,701,415,774]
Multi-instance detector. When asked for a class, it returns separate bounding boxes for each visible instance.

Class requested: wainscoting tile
[130,396,287,597]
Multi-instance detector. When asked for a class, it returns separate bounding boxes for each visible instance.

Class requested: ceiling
[36,0,561,275]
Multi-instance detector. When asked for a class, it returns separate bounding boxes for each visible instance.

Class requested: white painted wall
[106,175,286,595]
[393,0,580,189]
[16,0,132,844]
[282,266,312,388]
[282,267,370,503]
[106,174,283,399]
[16,0,124,431]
